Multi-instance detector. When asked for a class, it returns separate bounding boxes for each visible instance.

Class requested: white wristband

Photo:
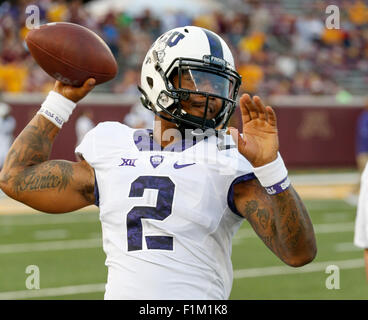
[37,91,77,128]
[253,152,289,188]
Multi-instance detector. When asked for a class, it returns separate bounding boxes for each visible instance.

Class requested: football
[25,22,118,86]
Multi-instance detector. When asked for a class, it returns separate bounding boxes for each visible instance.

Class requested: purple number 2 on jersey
[126,176,175,251]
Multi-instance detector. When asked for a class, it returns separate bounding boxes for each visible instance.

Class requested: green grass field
[0,199,367,300]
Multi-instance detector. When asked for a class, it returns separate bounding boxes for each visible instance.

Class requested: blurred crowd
[0,0,367,96]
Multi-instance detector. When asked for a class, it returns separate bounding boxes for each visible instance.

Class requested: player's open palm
[230,94,279,167]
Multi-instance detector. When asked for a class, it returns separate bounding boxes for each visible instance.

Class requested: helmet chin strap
[170,104,216,137]
[180,113,216,129]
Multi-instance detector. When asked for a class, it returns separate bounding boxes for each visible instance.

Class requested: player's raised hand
[53,78,96,103]
[229,94,279,167]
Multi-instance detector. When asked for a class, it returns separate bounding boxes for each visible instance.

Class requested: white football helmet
[139,26,241,131]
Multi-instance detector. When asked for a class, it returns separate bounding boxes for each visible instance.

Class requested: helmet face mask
[139,26,242,133]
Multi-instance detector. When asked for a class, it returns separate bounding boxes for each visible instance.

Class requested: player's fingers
[241,94,258,120]
[53,80,63,92]
[229,127,246,154]
[75,78,96,95]
[82,78,96,91]
[239,94,251,124]
[266,106,277,127]
[253,96,267,121]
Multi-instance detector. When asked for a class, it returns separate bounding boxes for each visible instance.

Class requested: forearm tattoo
[242,183,315,262]
[5,117,57,168]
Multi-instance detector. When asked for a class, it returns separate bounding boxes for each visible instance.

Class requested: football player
[0,26,316,299]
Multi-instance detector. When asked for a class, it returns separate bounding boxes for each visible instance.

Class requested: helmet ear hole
[146,77,154,89]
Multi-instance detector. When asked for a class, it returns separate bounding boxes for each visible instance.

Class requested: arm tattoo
[0,115,95,209]
[240,180,316,265]
[244,201,280,256]
[257,208,270,230]
[5,117,58,169]
[244,200,258,218]
[13,161,74,194]
[274,187,310,252]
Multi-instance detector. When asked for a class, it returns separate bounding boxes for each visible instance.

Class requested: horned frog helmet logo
[144,31,172,65]
[154,34,170,63]
[151,30,185,64]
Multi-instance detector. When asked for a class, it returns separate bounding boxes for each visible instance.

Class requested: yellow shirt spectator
[193,14,216,31]
[238,63,264,94]
[19,26,30,41]
[47,3,69,22]
[239,32,265,54]
[0,64,28,92]
[349,0,368,25]
[321,28,344,45]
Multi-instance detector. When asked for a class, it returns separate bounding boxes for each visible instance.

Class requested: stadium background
[0,0,367,299]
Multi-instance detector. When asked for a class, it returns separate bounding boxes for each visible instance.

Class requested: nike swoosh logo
[173,161,196,169]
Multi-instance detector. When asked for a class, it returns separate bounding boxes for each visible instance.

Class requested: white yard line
[0,283,105,300]
[313,222,355,233]
[234,258,365,279]
[0,238,102,254]
[0,215,99,226]
[33,229,70,240]
[335,242,362,252]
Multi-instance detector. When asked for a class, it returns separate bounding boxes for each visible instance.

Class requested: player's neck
[152,115,182,149]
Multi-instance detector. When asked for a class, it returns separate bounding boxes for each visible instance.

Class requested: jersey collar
[133,129,205,152]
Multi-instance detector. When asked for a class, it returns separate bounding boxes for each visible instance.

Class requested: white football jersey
[355,164,368,248]
[75,122,255,299]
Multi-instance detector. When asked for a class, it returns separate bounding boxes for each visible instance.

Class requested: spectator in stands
[348,0,368,26]
[295,11,324,44]
[113,68,140,96]
[47,0,69,22]
[101,12,120,58]
[75,109,94,148]
[123,102,154,129]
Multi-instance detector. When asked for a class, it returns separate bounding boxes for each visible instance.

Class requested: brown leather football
[25,22,118,86]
